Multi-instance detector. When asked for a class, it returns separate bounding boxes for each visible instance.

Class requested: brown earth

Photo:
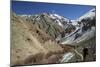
[11,13,64,66]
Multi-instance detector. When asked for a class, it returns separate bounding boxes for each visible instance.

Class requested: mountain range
[11,8,96,66]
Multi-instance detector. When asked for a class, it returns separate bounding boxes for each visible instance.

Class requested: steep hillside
[59,8,96,63]
[20,13,65,39]
[11,13,63,66]
[61,8,96,45]
[20,13,75,39]
[11,8,96,66]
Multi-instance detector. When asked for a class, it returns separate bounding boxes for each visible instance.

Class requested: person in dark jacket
[83,48,88,61]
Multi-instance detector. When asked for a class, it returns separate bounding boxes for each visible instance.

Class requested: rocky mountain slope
[60,8,96,45]
[11,8,96,66]
[11,13,64,66]
[59,8,96,63]
[20,13,75,39]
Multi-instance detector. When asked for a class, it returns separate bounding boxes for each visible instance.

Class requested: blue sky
[12,1,95,20]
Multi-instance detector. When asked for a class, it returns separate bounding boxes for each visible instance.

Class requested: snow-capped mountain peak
[19,13,71,28]
[49,13,70,28]
[50,13,70,22]
[59,8,96,45]
[77,8,96,21]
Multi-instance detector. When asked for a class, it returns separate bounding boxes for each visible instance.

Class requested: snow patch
[60,52,75,63]
[77,8,95,21]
